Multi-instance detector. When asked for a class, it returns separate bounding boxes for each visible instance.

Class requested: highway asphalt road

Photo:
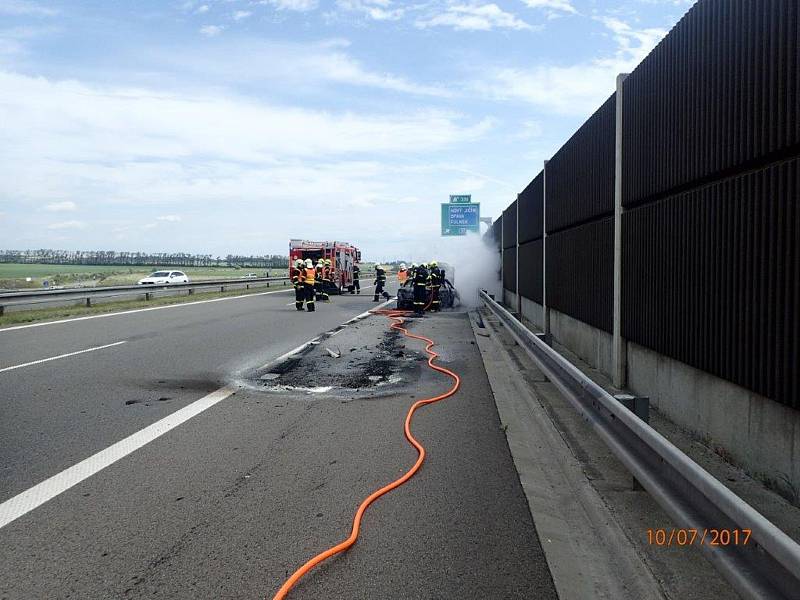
[0,282,557,599]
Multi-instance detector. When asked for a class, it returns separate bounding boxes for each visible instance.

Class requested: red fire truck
[289,239,362,295]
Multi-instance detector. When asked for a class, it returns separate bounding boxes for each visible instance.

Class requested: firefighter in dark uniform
[321,258,332,302]
[303,259,316,312]
[314,259,324,301]
[292,258,305,310]
[429,260,442,311]
[413,262,428,315]
[373,265,388,301]
[352,263,360,294]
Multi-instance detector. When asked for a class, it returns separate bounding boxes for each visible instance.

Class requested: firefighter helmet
[305,259,313,268]
[400,263,407,270]
[430,260,437,267]
[325,259,331,265]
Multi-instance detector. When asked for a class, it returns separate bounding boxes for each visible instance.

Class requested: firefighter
[406,263,417,287]
[292,258,305,311]
[314,259,324,301]
[373,265,389,302]
[352,262,360,294]
[303,258,316,312]
[321,258,332,302]
[412,262,428,315]
[429,260,442,312]
[397,263,408,286]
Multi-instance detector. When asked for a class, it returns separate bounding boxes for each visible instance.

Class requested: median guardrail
[479,290,800,600]
[0,277,292,315]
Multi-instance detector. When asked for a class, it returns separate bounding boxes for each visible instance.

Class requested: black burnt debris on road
[240,316,425,397]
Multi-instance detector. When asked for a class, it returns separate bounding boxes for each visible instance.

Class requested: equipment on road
[289,240,361,295]
[271,306,461,600]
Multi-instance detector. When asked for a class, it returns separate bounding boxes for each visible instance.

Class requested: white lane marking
[0,341,127,374]
[345,297,395,324]
[0,386,235,530]
[0,287,293,333]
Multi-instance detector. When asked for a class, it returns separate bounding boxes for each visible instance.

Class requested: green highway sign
[441,202,480,236]
[449,194,472,204]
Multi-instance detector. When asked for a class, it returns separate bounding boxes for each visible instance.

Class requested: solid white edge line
[0,287,294,333]
[0,386,235,530]
[0,341,127,374]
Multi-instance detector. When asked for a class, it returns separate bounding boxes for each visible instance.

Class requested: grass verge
[0,284,292,328]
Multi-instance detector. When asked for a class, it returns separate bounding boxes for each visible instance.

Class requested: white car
[242,273,259,279]
[137,271,189,285]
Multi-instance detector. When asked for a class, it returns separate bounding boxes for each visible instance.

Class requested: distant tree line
[0,249,289,268]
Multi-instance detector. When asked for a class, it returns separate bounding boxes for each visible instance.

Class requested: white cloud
[45,200,77,211]
[232,10,252,20]
[156,39,453,97]
[257,0,318,11]
[521,0,576,14]
[199,25,224,37]
[470,16,667,115]
[417,3,534,31]
[0,0,57,17]
[0,70,497,254]
[156,215,182,222]
[46,220,85,230]
[196,4,209,14]
[336,0,404,21]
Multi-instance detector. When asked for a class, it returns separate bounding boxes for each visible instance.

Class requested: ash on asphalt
[240,316,425,397]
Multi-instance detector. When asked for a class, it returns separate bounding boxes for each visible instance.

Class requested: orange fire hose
[270,308,461,599]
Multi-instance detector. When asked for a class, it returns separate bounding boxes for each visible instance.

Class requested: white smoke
[405,231,501,308]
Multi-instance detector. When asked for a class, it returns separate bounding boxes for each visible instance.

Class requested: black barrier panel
[502,247,517,293]
[546,94,616,233]
[546,217,613,333]
[623,0,800,208]
[518,239,543,304]
[503,200,518,249]
[623,158,799,409]
[490,215,503,249]
[519,172,544,244]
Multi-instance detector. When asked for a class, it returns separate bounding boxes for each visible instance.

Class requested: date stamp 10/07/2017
[647,528,752,547]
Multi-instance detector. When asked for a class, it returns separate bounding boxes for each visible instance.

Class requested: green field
[0,264,287,289]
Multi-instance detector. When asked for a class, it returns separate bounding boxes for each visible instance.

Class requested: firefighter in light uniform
[321,258,332,302]
[412,262,428,315]
[303,259,316,312]
[292,258,305,311]
[429,260,442,312]
[373,265,388,301]
[397,263,408,286]
[351,262,360,294]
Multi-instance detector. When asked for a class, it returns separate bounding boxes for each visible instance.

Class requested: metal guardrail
[0,277,292,314]
[479,290,800,600]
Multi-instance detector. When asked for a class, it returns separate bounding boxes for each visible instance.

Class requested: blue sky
[0,0,693,260]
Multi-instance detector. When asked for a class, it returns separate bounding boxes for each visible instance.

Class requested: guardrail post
[188,288,194,295]
[614,393,649,490]
[0,305,4,316]
[246,283,250,290]
[145,292,151,301]
[267,281,270,287]
[220,285,225,292]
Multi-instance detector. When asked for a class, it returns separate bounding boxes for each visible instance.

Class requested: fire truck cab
[289,239,362,295]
